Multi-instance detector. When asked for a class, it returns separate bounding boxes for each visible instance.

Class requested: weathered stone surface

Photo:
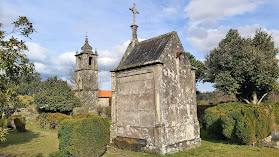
[114,136,147,152]
[272,131,279,141]
[75,36,98,107]
[110,31,201,155]
[259,132,279,149]
[13,105,39,122]
[98,98,110,107]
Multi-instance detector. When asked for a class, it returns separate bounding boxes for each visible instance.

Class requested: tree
[67,66,76,89]
[17,72,41,96]
[185,51,205,82]
[34,76,80,113]
[204,29,279,105]
[0,16,35,141]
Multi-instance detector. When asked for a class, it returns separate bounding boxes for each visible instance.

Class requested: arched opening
[89,57,92,65]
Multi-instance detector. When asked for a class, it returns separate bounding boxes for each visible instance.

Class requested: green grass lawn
[0,123,59,157]
[104,140,279,157]
[1,123,279,157]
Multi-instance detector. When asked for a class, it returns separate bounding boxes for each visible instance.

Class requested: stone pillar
[131,24,138,42]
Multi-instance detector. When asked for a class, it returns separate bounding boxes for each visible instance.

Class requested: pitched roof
[120,31,175,68]
[98,90,112,98]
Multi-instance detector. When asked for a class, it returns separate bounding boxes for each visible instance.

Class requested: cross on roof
[129,3,139,25]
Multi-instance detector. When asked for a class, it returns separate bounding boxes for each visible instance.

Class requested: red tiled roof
[98,90,112,98]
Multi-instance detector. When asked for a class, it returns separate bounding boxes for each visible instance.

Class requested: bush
[37,113,70,130]
[34,76,80,113]
[203,102,271,144]
[12,115,26,132]
[58,116,110,157]
[72,113,98,119]
[14,95,34,108]
[262,102,279,131]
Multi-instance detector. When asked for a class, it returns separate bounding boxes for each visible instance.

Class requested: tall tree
[0,16,35,116]
[0,16,35,141]
[17,72,41,96]
[34,76,80,113]
[185,51,205,82]
[204,29,279,105]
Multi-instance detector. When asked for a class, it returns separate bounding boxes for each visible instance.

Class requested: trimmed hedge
[58,116,110,157]
[37,113,70,130]
[262,102,279,131]
[203,102,271,144]
[72,113,98,119]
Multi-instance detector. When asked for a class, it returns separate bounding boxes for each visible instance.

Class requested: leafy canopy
[204,29,279,104]
[34,76,80,113]
[0,16,35,142]
[185,51,205,82]
[0,16,35,117]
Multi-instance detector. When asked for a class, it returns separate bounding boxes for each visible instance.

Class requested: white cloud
[26,42,48,62]
[187,26,229,53]
[187,24,279,53]
[184,0,265,27]
[34,62,52,75]
[98,40,130,71]
[163,7,178,15]
[58,52,76,65]
[267,29,279,48]
[99,71,111,83]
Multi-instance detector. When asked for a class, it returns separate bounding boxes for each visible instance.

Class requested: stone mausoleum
[110,3,201,155]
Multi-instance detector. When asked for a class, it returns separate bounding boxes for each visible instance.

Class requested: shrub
[72,113,98,119]
[262,102,279,131]
[37,113,70,130]
[12,115,26,132]
[14,95,34,108]
[3,118,11,129]
[58,116,110,157]
[34,76,80,113]
[203,102,271,144]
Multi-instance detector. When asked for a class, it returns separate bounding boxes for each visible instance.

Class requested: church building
[75,36,111,111]
[110,4,201,155]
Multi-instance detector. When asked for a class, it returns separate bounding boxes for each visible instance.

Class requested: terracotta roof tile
[98,90,112,98]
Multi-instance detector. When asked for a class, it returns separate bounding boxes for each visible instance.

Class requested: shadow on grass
[200,126,239,145]
[0,152,44,157]
[0,129,40,148]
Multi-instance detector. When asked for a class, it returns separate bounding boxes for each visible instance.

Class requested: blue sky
[1,0,279,92]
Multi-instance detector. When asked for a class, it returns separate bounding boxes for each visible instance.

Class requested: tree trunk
[257,93,268,105]
[252,91,258,104]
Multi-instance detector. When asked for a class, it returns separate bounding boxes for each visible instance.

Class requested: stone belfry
[75,35,98,107]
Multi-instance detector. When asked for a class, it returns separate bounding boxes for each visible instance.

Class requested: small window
[89,57,92,65]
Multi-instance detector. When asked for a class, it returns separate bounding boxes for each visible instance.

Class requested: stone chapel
[110,4,201,155]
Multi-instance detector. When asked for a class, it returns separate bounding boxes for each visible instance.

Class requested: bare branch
[257,93,268,105]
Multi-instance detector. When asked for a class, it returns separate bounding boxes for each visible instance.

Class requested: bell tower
[75,35,98,107]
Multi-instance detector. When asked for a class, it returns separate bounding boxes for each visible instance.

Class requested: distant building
[98,90,112,107]
[75,37,112,110]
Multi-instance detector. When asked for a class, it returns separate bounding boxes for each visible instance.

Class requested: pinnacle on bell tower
[81,33,93,53]
[129,3,139,42]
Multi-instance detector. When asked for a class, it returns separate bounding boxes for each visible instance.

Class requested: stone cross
[129,3,139,25]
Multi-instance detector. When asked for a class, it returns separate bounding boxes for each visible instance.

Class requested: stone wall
[98,98,110,107]
[111,65,159,145]
[13,105,39,122]
[158,33,200,152]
